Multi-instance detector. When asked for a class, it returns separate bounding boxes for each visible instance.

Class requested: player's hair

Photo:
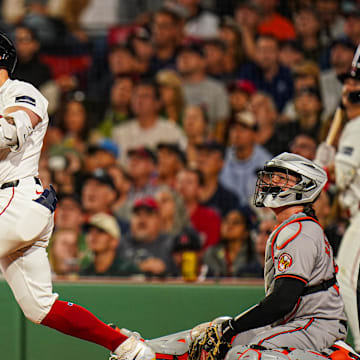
[302,203,318,221]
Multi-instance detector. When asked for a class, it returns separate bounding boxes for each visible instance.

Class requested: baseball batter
[0,32,155,360]
[195,153,347,359]
[332,47,360,353]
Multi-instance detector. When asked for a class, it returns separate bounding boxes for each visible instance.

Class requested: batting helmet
[338,42,360,83]
[253,152,327,208]
[0,32,17,74]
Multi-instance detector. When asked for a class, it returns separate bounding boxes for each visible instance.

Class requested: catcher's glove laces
[188,325,232,360]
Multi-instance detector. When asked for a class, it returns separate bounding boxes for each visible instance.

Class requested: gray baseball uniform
[231,212,346,350]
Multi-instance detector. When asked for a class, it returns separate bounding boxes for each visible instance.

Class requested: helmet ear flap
[0,32,17,74]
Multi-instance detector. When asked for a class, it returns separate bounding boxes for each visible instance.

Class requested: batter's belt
[0,177,41,189]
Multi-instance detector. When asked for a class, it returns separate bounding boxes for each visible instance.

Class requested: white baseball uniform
[0,78,58,323]
[335,114,360,352]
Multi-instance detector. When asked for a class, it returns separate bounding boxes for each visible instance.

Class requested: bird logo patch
[278,253,293,272]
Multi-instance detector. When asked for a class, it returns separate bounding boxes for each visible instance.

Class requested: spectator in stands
[225,79,256,143]
[128,27,154,77]
[220,111,272,207]
[278,39,305,70]
[228,80,256,114]
[279,86,323,145]
[149,7,184,75]
[237,34,294,112]
[233,1,262,61]
[183,104,209,167]
[156,69,185,125]
[289,133,317,161]
[107,164,132,216]
[293,7,323,64]
[253,215,277,274]
[49,228,80,276]
[195,141,240,218]
[156,142,187,188]
[126,147,158,203]
[203,209,259,278]
[13,24,53,90]
[81,213,141,277]
[84,140,119,171]
[282,60,321,122]
[122,197,178,276]
[177,42,230,138]
[204,38,234,83]
[87,44,137,108]
[341,4,360,49]
[177,0,219,39]
[154,185,190,236]
[81,169,118,219]
[316,0,345,48]
[253,0,296,41]
[313,190,332,230]
[320,39,355,120]
[55,193,84,233]
[46,91,92,153]
[176,167,221,249]
[218,18,246,75]
[45,147,83,194]
[112,80,186,164]
[250,92,283,156]
[94,75,135,139]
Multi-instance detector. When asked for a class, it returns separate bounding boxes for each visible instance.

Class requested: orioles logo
[278,253,293,272]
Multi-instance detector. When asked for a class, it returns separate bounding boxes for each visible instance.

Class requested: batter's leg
[0,246,128,352]
[336,216,360,352]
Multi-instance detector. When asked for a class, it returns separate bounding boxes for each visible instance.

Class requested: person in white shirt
[112,80,187,164]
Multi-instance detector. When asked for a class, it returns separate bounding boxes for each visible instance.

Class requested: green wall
[0,280,264,360]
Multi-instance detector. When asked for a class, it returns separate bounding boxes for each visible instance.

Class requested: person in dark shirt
[195,140,240,217]
[122,197,178,276]
[80,213,140,277]
[13,24,52,89]
[148,8,184,75]
[237,34,294,112]
[203,209,259,278]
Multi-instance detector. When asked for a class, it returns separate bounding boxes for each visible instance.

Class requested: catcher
[187,153,347,360]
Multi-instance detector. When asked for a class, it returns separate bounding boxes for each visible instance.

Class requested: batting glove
[34,184,58,213]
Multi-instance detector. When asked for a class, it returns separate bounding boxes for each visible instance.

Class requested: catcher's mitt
[188,325,232,360]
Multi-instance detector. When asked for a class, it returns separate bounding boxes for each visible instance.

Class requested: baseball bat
[325,106,343,146]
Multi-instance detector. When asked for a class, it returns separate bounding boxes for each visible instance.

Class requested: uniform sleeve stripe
[275,274,308,284]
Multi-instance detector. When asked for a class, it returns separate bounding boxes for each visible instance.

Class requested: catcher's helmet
[254,152,327,208]
[0,32,17,74]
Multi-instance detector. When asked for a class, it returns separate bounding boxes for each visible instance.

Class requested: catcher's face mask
[254,168,301,208]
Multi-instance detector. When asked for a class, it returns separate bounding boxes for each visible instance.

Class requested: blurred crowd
[2,0,356,279]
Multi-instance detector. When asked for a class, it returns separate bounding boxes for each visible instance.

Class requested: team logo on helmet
[278,253,293,272]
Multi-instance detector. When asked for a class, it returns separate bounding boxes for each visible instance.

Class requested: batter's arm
[4,105,41,128]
